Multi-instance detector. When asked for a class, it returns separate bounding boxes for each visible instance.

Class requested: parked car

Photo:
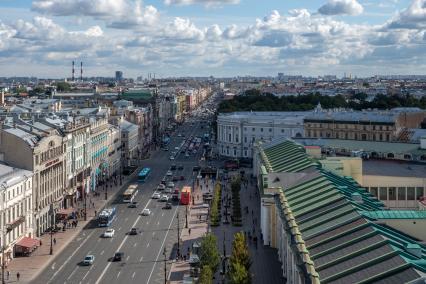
[103,228,115,238]
[169,156,175,160]
[164,202,172,209]
[160,194,169,202]
[177,165,184,170]
[113,252,124,262]
[166,170,173,176]
[141,209,151,216]
[83,255,95,265]
[129,228,138,235]
[167,182,175,188]
[170,164,177,170]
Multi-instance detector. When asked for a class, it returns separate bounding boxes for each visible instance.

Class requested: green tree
[200,233,221,273]
[54,81,71,92]
[227,261,250,284]
[227,232,252,284]
[198,265,213,284]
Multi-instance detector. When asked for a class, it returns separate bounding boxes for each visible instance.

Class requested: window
[228,134,231,142]
[407,187,415,200]
[379,187,387,200]
[398,187,406,200]
[252,128,255,132]
[416,187,424,200]
[260,128,263,132]
[281,129,284,133]
[233,148,237,156]
[244,136,247,143]
[389,187,396,200]
[269,128,272,132]
[370,187,378,197]
[235,135,239,143]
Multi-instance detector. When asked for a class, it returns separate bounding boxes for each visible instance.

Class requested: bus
[98,207,117,227]
[180,186,191,205]
[138,167,151,182]
[123,184,138,203]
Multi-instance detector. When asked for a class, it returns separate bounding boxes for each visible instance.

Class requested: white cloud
[387,0,426,28]
[32,0,159,29]
[164,0,239,6]
[318,0,364,15]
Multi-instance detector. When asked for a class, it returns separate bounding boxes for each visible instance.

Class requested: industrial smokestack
[72,61,75,81]
[80,61,83,81]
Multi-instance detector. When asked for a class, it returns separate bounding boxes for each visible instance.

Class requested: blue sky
[0,0,424,78]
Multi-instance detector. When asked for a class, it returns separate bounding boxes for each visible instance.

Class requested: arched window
[387,153,395,158]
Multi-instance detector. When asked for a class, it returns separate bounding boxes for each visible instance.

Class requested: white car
[169,156,175,160]
[83,255,95,265]
[165,187,173,194]
[103,228,115,238]
[167,182,175,188]
[175,146,180,150]
[157,184,166,190]
[141,209,151,216]
[166,171,173,176]
[152,192,161,199]
[160,195,169,202]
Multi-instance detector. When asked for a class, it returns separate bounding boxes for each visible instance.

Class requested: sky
[0,0,425,78]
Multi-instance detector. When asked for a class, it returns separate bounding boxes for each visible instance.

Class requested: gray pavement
[33,116,208,284]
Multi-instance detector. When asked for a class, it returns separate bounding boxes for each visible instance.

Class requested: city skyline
[0,0,425,78]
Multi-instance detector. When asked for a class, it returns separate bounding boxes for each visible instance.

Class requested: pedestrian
[40,240,42,246]
[53,238,56,245]
[7,270,10,280]
[95,210,97,216]
[16,272,20,282]
[188,228,191,235]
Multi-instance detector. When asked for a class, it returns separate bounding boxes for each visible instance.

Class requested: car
[83,255,95,265]
[193,166,200,171]
[141,209,151,216]
[164,202,172,209]
[180,175,185,181]
[178,133,183,137]
[157,184,166,190]
[185,152,190,157]
[165,187,172,193]
[166,170,173,176]
[160,194,169,202]
[177,165,184,170]
[167,182,175,188]
[129,228,138,235]
[161,178,167,185]
[128,201,138,208]
[103,228,115,238]
[152,192,161,199]
[169,156,175,160]
[172,176,178,182]
[113,252,124,262]
[174,146,180,150]
[170,164,177,170]
[163,147,169,151]
[181,149,186,154]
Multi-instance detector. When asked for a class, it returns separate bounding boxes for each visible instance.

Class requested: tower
[72,61,75,81]
[80,61,83,81]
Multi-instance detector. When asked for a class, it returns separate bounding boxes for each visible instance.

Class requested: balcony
[6,216,26,231]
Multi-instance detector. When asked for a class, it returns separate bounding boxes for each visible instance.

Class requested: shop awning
[16,237,40,249]
[56,207,75,215]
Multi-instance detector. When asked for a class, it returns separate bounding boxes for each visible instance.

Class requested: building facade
[217,112,307,158]
[119,119,139,167]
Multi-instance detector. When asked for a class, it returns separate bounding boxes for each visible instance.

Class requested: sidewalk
[168,178,211,283]
[5,171,138,284]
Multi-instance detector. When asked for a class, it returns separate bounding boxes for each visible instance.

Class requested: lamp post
[49,204,54,255]
[83,169,87,221]
[163,247,167,284]
[177,212,180,258]
[185,205,188,229]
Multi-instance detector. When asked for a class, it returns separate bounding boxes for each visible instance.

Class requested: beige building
[0,164,33,266]
[0,125,66,236]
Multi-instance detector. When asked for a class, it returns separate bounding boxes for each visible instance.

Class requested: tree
[54,81,71,92]
[198,265,213,284]
[200,233,221,273]
[227,232,252,284]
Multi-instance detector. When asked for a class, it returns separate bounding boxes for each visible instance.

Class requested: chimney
[72,61,75,81]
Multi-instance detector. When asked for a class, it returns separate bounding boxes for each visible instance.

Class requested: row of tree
[198,232,252,284]
[231,178,242,226]
[210,183,222,227]
[218,89,426,113]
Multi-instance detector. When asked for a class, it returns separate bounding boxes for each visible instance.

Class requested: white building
[217,112,308,158]
[0,164,34,266]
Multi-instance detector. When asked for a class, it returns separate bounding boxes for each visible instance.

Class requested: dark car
[193,166,201,172]
[170,164,177,170]
[164,202,172,209]
[177,165,184,170]
[172,176,179,182]
[129,228,138,235]
[128,201,138,208]
[113,252,124,262]
[180,175,185,181]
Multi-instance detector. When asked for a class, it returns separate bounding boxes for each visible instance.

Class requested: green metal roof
[363,210,426,220]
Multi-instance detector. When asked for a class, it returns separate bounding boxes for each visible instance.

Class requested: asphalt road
[34,114,210,284]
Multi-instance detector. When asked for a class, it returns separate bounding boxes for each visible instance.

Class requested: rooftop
[363,160,426,178]
[0,163,32,189]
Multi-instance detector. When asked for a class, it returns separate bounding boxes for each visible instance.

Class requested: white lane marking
[146,221,149,225]
[100,250,104,256]
[132,272,136,279]
[161,213,164,217]
[126,256,130,261]
[157,221,160,226]
[110,238,113,243]
[133,243,137,247]
[152,232,156,236]
[95,198,153,284]
[82,264,94,280]
[67,267,78,280]
[146,242,150,248]
[97,239,101,243]
[125,217,128,221]
[116,271,121,279]
[146,203,179,284]
[139,256,144,262]
[51,262,56,270]
[118,227,122,231]
[47,230,96,284]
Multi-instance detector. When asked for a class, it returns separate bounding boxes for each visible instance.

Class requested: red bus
[180,186,191,205]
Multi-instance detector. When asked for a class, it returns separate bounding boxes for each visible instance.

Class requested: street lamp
[177,212,180,258]
[163,247,167,284]
[185,205,188,229]
[83,169,87,221]
[49,204,54,255]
